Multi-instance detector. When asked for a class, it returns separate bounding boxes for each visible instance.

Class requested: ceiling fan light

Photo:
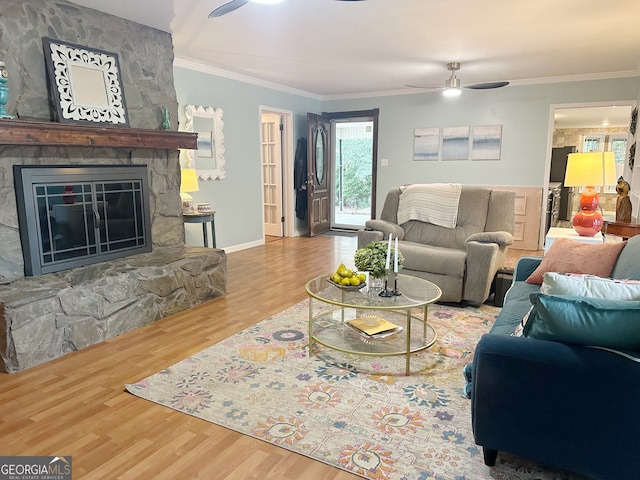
[443,88,462,97]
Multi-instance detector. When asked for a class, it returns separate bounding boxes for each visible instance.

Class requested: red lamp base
[572,187,602,237]
[572,210,603,236]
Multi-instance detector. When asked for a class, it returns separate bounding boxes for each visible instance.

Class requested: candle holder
[390,271,401,296]
[378,270,401,297]
[378,269,394,297]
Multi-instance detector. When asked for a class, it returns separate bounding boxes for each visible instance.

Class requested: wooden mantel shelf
[0,119,197,150]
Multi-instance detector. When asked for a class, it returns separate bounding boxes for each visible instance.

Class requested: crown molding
[174,58,322,101]
[506,69,640,87]
[175,57,640,102]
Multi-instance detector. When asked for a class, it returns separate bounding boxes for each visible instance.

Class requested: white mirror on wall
[184,104,225,180]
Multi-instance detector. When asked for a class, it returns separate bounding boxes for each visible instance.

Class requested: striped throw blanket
[397,183,462,228]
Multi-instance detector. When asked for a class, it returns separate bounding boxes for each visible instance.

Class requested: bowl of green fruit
[328,264,367,290]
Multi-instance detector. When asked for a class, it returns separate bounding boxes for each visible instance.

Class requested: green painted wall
[324,78,640,212]
[174,66,320,249]
[175,64,640,251]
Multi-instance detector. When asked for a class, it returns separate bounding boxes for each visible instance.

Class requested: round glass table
[305,274,442,375]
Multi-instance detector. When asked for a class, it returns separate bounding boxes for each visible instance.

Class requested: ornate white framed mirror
[184,104,225,180]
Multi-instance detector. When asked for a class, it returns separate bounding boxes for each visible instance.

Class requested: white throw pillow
[541,272,640,301]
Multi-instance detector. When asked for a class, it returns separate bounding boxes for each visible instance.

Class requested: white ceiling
[69,0,640,96]
[554,105,633,129]
[68,0,639,127]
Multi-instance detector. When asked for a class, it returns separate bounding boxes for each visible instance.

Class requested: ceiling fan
[407,62,509,97]
[209,0,365,18]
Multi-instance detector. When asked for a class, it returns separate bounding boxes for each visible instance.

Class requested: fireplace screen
[14,165,152,276]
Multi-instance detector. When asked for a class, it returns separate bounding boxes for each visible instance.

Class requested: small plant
[354,241,404,279]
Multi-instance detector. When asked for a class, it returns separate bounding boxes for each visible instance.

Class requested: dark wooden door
[307,113,331,236]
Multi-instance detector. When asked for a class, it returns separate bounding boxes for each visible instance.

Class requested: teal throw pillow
[523,293,640,350]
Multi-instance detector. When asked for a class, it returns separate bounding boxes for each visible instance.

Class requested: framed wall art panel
[471,125,502,160]
[441,126,470,161]
[42,37,129,126]
[413,127,440,161]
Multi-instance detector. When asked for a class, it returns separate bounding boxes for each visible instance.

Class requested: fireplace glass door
[15,165,151,276]
[37,181,145,264]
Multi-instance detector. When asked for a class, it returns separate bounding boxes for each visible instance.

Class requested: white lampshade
[180,169,199,193]
[180,169,199,214]
[564,152,616,187]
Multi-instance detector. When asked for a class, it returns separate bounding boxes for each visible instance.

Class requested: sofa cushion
[611,235,640,280]
[523,293,640,350]
[541,272,640,300]
[490,281,540,335]
[399,240,466,277]
[525,239,625,285]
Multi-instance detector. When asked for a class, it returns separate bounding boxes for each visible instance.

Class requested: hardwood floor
[0,234,541,479]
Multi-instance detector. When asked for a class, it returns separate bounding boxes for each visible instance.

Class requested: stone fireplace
[0,122,227,373]
[0,0,227,372]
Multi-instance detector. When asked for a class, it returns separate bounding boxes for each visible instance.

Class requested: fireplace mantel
[0,119,197,150]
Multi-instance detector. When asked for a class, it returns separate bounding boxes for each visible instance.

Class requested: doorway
[259,107,294,239]
[332,118,375,230]
[543,101,635,241]
[306,109,379,236]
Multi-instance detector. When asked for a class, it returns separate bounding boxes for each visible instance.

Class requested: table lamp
[180,168,199,214]
[563,151,616,236]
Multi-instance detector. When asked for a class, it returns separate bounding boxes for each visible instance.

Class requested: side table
[493,267,514,307]
[544,227,602,252]
[602,220,640,240]
[183,211,216,248]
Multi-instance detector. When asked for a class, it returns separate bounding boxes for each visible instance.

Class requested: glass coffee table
[305,274,442,375]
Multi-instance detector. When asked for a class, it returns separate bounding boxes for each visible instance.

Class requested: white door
[261,113,283,237]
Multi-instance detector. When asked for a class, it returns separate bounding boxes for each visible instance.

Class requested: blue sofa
[470,235,640,480]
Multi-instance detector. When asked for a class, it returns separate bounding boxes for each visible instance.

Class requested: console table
[602,220,640,240]
[183,211,217,248]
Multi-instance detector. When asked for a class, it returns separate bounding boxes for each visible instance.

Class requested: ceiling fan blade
[465,81,510,90]
[208,0,250,18]
[405,84,444,90]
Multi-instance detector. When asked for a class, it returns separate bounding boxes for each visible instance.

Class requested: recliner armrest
[465,231,514,247]
[363,219,405,240]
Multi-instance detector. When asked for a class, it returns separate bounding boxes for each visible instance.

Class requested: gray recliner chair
[358,186,515,304]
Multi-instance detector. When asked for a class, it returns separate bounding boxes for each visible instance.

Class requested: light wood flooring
[0,234,541,479]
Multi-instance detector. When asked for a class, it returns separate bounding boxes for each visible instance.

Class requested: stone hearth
[0,246,226,372]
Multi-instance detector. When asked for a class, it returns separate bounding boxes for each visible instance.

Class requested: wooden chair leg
[483,447,498,466]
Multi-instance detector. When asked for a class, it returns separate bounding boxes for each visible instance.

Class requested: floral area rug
[126,300,581,480]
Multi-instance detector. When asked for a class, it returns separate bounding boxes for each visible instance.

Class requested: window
[582,134,605,152]
[611,136,628,165]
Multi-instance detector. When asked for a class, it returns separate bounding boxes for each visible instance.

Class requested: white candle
[394,237,399,273]
[385,233,392,270]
